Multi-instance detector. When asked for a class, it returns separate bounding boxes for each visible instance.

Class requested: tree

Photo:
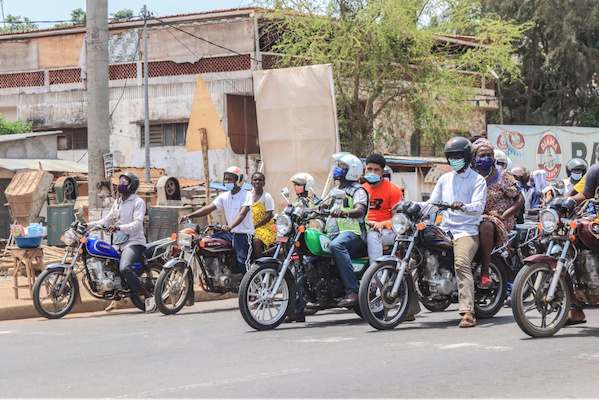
[0,115,33,135]
[111,9,134,21]
[480,0,599,126]
[54,8,86,28]
[258,0,528,156]
[0,15,38,33]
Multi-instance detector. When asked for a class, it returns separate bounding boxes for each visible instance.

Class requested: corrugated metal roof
[0,130,61,143]
[0,158,88,173]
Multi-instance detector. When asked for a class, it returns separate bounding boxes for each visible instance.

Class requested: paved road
[1,298,598,398]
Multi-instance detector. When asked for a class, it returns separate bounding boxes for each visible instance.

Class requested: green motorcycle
[238,189,372,330]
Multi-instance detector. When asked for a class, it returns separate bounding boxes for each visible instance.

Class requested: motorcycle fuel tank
[421,225,453,250]
[304,229,333,256]
[85,236,119,259]
[577,218,599,251]
[200,237,233,255]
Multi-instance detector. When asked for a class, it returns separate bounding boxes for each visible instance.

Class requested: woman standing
[250,172,276,259]
[472,138,524,289]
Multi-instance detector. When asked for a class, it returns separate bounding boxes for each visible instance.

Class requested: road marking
[0,331,13,334]
[294,337,354,343]
[116,368,310,398]
[437,343,510,351]
[577,353,599,360]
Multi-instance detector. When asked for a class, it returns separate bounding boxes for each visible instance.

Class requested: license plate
[275,236,289,243]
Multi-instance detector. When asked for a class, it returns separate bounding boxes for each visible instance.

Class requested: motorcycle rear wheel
[155,263,193,315]
[359,261,411,330]
[512,262,570,338]
[239,263,293,331]
[32,268,79,319]
[474,256,508,318]
[130,263,162,312]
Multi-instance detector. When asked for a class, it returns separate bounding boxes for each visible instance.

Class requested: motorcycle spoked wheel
[238,263,294,331]
[32,268,79,319]
[359,261,411,330]
[511,262,570,338]
[473,255,508,318]
[155,263,194,315]
[130,263,163,312]
[411,270,451,312]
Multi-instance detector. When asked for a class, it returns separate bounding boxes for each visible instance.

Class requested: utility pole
[142,5,151,183]
[86,0,110,218]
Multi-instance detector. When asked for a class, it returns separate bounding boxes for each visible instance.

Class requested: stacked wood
[0,245,74,270]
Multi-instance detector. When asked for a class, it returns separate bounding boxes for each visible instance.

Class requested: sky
[0,0,254,29]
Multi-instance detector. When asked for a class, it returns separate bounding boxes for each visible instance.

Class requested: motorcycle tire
[239,263,295,331]
[131,263,163,312]
[474,255,508,318]
[511,262,570,338]
[32,267,79,319]
[359,261,411,330]
[155,262,194,315]
[411,270,451,312]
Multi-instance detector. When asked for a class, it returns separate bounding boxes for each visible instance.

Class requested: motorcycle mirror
[280,187,290,204]
[330,188,345,200]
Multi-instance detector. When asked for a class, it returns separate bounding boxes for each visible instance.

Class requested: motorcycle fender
[42,264,82,305]
[252,257,282,267]
[372,255,400,265]
[523,254,558,269]
[162,257,188,269]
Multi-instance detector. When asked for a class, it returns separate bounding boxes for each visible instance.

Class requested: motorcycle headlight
[276,214,292,236]
[539,209,559,233]
[61,229,78,246]
[177,233,192,248]
[391,213,409,234]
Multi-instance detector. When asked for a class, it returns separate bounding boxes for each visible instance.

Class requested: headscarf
[472,138,494,156]
[531,169,547,192]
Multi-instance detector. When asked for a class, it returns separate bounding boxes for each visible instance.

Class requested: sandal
[459,313,476,328]
[477,275,492,290]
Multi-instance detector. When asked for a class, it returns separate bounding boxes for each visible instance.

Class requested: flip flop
[565,318,587,326]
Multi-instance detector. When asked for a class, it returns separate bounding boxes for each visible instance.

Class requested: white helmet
[494,149,508,167]
[224,166,244,185]
[290,172,315,191]
[333,152,363,182]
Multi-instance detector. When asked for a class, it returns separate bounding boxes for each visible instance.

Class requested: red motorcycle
[511,197,599,337]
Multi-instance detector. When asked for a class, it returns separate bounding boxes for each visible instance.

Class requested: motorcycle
[154,221,240,315]
[359,201,509,330]
[511,196,599,337]
[238,188,370,331]
[32,221,174,319]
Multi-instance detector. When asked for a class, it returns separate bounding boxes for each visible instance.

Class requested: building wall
[0,135,57,158]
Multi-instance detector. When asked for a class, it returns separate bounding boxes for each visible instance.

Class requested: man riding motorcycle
[563,157,588,194]
[426,137,487,327]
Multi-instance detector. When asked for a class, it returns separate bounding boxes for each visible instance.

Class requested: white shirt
[427,167,487,240]
[89,194,147,248]
[213,189,255,234]
[563,178,575,193]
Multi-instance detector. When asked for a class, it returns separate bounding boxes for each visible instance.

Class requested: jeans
[211,231,253,273]
[330,231,366,294]
[453,235,479,315]
[119,245,148,297]
[366,228,396,261]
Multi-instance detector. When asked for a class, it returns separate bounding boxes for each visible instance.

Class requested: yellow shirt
[574,174,586,193]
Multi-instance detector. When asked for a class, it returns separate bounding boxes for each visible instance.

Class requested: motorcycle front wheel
[359,261,411,330]
[155,263,193,315]
[32,268,79,319]
[474,255,508,318]
[239,263,294,331]
[130,263,162,312]
[512,262,570,338]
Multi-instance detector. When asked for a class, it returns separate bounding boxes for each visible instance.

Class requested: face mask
[570,172,582,181]
[364,173,381,184]
[117,183,129,193]
[475,157,494,171]
[224,183,236,191]
[333,166,344,180]
[448,158,466,172]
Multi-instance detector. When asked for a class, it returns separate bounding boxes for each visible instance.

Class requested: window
[226,94,259,155]
[57,128,88,150]
[140,123,188,147]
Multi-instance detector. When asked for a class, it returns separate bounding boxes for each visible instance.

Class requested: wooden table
[11,247,44,299]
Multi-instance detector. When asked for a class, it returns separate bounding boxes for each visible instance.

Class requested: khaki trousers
[453,235,479,315]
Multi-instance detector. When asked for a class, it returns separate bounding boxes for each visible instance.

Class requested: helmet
[224,166,244,185]
[383,166,393,180]
[444,137,472,165]
[566,157,588,177]
[118,171,140,193]
[290,172,315,191]
[333,152,363,181]
[494,149,508,167]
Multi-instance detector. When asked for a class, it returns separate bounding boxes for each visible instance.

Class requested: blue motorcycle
[32,221,174,319]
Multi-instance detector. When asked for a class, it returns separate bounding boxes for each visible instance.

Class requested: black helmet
[444,136,473,166]
[566,158,588,177]
[119,171,140,193]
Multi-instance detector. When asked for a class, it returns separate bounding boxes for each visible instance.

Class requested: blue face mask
[571,172,583,181]
[475,157,494,172]
[449,158,466,172]
[364,173,381,184]
[333,166,344,180]
[224,183,236,191]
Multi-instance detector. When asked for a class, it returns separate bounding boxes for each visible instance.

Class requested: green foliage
[0,15,38,33]
[0,115,33,135]
[111,9,134,21]
[258,0,527,156]
[53,8,86,28]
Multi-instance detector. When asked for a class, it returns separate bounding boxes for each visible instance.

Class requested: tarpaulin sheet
[253,65,340,212]
[186,75,228,151]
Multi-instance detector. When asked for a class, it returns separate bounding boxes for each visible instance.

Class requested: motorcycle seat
[143,237,173,259]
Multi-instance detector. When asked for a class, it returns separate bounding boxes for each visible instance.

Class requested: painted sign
[488,125,599,180]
